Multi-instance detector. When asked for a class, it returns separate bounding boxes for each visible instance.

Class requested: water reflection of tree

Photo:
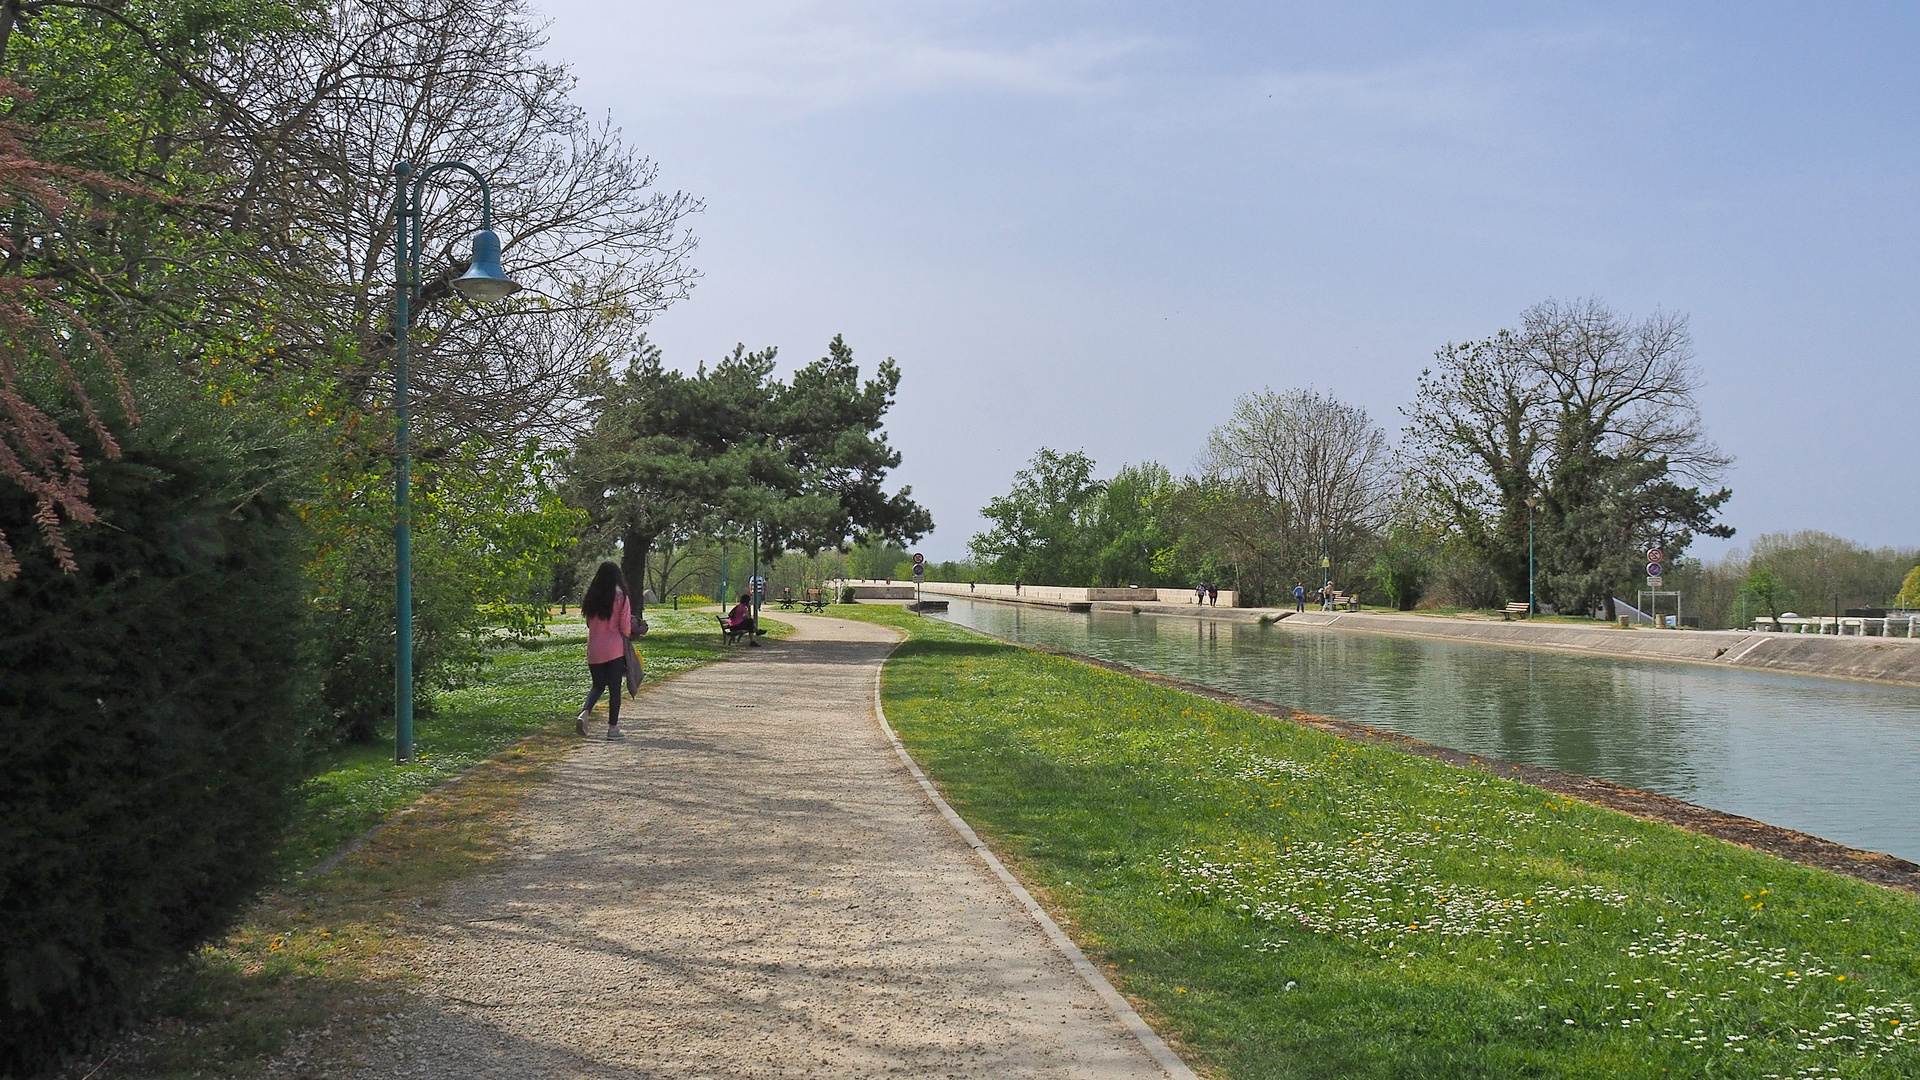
[1206,627,1711,794]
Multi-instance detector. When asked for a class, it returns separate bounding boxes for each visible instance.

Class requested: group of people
[1290,581,1344,611]
[574,561,765,737]
[1193,583,1220,606]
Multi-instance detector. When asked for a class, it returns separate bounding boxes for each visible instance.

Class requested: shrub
[0,391,308,1073]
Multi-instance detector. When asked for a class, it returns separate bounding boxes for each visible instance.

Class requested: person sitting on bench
[724,592,763,646]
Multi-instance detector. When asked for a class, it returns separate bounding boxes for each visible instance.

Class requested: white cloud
[549,0,1152,115]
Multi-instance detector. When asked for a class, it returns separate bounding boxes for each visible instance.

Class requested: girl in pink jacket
[576,561,632,736]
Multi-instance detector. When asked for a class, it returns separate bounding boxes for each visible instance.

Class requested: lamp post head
[451,228,521,300]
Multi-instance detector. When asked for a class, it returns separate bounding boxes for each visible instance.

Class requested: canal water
[931,598,1920,863]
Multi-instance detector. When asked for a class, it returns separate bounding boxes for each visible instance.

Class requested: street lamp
[391,160,522,763]
[1525,495,1539,616]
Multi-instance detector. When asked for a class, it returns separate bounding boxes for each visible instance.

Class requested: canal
[931,598,1920,864]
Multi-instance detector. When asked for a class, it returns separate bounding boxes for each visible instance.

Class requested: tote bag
[623,639,644,694]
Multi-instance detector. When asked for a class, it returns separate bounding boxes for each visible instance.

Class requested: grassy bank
[63,610,764,1079]
[280,609,738,874]
[839,605,1920,1079]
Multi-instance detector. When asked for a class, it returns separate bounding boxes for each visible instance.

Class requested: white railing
[1752,615,1920,637]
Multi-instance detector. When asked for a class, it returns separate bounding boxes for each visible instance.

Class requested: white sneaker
[575,709,590,736]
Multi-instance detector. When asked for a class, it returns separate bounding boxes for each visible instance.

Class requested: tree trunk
[621,528,652,615]
[0,1,20,71]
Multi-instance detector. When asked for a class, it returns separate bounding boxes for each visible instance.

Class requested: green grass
[278,609,746,873]
[836,604,1920,1079]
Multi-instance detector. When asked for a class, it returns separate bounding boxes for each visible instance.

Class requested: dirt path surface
[356,614,1181,1079]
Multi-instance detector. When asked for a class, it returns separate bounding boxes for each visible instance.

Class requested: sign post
[911,552,926,609]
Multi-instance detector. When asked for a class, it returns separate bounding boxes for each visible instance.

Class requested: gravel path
[357,613,1184,1078]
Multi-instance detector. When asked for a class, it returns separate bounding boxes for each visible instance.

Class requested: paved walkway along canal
[356,614,1187,1079]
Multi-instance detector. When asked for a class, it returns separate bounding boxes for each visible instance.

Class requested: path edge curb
[869,640,1203,1080]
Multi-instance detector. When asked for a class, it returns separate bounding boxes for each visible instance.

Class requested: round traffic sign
[1647,562,1663,577]
[911,552,925,565]
[1647,547,1663,561]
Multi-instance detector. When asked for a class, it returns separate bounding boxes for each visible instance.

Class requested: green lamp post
[391,160,522,763]
[1526,495,1539,616]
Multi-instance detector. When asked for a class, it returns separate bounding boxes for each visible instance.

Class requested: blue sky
[538,1,1919,561]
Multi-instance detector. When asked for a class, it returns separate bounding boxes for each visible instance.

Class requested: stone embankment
[1279,611,1920,686]
[847,580,1920,687]
[1224,609,1920,688]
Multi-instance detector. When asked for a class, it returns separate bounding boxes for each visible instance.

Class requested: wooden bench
[776,587,796,610]
[717,614,749,644]
[1326,592,1360,611]
[1502,601,1531,620]
[800,588,827,613]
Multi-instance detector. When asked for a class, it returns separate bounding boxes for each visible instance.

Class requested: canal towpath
[326,613,1191,1079]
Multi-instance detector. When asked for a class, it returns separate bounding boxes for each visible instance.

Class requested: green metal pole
[1322,536,1330,609]
[389,159,511,765]
[1528,503,1535,616]
[393,161,414,763]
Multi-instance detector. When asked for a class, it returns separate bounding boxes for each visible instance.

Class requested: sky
[535,1,1920,562]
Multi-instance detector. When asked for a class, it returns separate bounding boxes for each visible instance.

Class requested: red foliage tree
[0,79,138,579]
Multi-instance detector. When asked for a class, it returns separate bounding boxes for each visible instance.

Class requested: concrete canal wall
[1281,611,1920,688]
[843,579,1920,687]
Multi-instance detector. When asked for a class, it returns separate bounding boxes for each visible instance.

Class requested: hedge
[0,397,309,1074]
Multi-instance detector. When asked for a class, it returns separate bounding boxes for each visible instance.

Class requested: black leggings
[584,658,624,724]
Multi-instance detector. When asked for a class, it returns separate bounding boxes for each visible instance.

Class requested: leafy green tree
[1369,524,1437,610]
[1536,453,1731,616]
[1086,462,1177,586]
[1896,565,1920,609]
[1738,567,1794,629]
[969,448,1103,585]
[304,437,580,741]
[569,335,929,593]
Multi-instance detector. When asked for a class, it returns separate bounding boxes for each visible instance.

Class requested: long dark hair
[582,561,625,621]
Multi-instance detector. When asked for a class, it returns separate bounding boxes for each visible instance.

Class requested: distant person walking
[1195,582,1206,605]
[1293,582,1306,612]
[1207,584,1218,607]
[578,561,633,737]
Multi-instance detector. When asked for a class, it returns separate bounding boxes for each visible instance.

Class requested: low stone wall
[836,579,1239,608]
[841,583,918,600]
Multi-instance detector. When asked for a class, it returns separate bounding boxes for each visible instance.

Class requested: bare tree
[1184,387,1390,602]
[1516,298,1728,482]
[1405,298,1731,611]
[199,0,701,445]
